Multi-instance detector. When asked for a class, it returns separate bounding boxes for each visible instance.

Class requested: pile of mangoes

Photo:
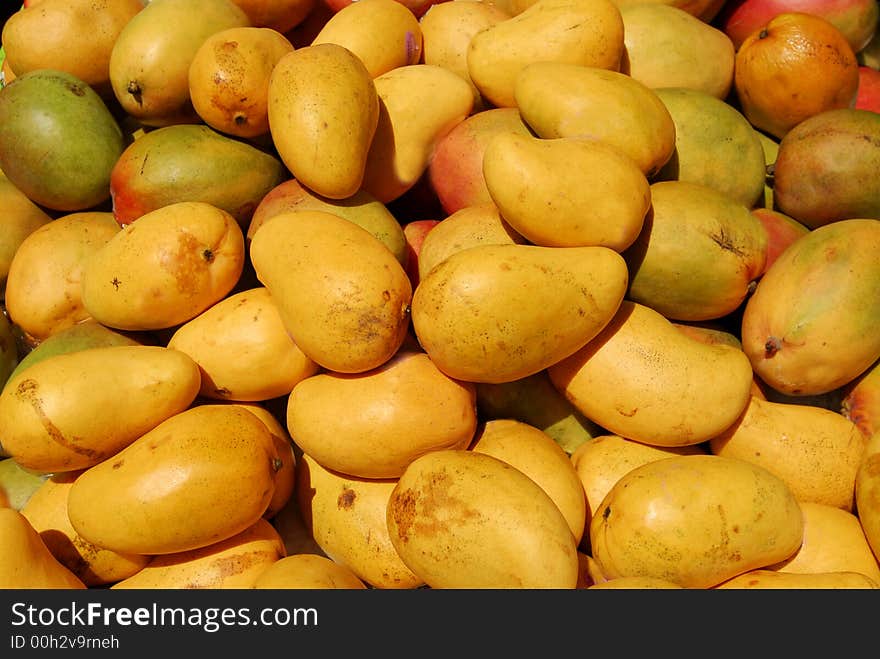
[1,0,880,590]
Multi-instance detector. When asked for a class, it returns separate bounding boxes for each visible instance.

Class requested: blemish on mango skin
[14,378,98,459]
[337,488,356,510]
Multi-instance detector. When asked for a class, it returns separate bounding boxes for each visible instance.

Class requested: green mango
[0,69,125,211]
[109,123,288,228]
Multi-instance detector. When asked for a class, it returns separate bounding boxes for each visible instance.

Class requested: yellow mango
[411,243,628,384]
[418,0,511,111]
[588,576,684,589]
[620,3,735,100]
[514,62,676,177]
[252,554,367,589]
[0,345,201,473]
[168,287,319,402]
[590,454,805,588]
[311,0,423,77]
[709,397,868,511]
[21,472,149,587]
[769,502,880,581]
[387,449,580,588]
[4,212,120,343]
[80,201,245,332]
[548,301,754,446]
[715,569,878,589]
[856,432,880,562]
[362,64,474,204]
[0,507,87,589]
[467,0,625,108]
[267,43,379,199]
[108,0,251,126]
[67,404,280,555]
[415,202,526,283]
[112,518,285,589]
[249,210,412,374]
[470,418,587,545]
[0,174,52,300]
[296,452,424,589]
[571,434,706,523]
[188,26,294,138]
[287,348,477,479]
[482,133,651,251]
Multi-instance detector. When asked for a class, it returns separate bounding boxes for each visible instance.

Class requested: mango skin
[772,108,880,229]
[0,174,53,299]
[386,449,580,589]
[0,507,87,589]
[109,123,287,227]
[0,69,125,211]
[715,570,878,589]
[0,345,202,474]
[855,432,880,563]
[590,454,805,588]
[740,218,880,397]
[67,404,280,556]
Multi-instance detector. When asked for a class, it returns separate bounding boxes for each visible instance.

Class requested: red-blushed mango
[267,43,378,200]
[709,396,868,511]
[386,449,580,588]
[427,107,534,216]
[841,358,880,438]
[590,454,805,588]
[514,62,676,177]
[67,404,280,556]
[0,345,201,474]
[249,210,412,374]
[483,133,650,251]
[467,0,625,108]
[548,301,754,447]
[287,349,477,479]
[411,243,628,384]
[750,208,810,275]
[228,0,315,33]
[296,452,424,589]
[740,218,880,397]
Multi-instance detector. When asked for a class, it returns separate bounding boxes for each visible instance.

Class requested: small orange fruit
[733,12,859,139]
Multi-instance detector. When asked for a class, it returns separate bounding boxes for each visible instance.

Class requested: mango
[287,348,477,479]
[0,345,201,473]
[411,243,628,384]
[252,553,367,589]
[311,0,423,78]
[386,449,580,588]
[514,62,676,177]
[620,4,735,100]
[1,0,144,98]
[623,180,768,321]
[740,218,880,397]
[362,64,474,204]
[841,358,880,438]
[548,301,754,447]
[772,108,880,228]
[108,0,251,126]
[267,43,379,200]
[109,123,286,228]
[709,396,868,511]
[67,404,280,555]
[4,212,121,344]
[0,69,125,211]
[0,458,51,511]
[249,210,412,374]
[715,570,878,589]
[482,133,650,251]
[0,507,87,589]
[653,87,766,209]
[856,432,880,562]
[80,201,246,332]
[466,0,625,108]
[0,172,53,299]
[0,311,17,392]
[296,452,424,589]
[590,454,804,588]
[247,178,407,266]
[228,0,315,33]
